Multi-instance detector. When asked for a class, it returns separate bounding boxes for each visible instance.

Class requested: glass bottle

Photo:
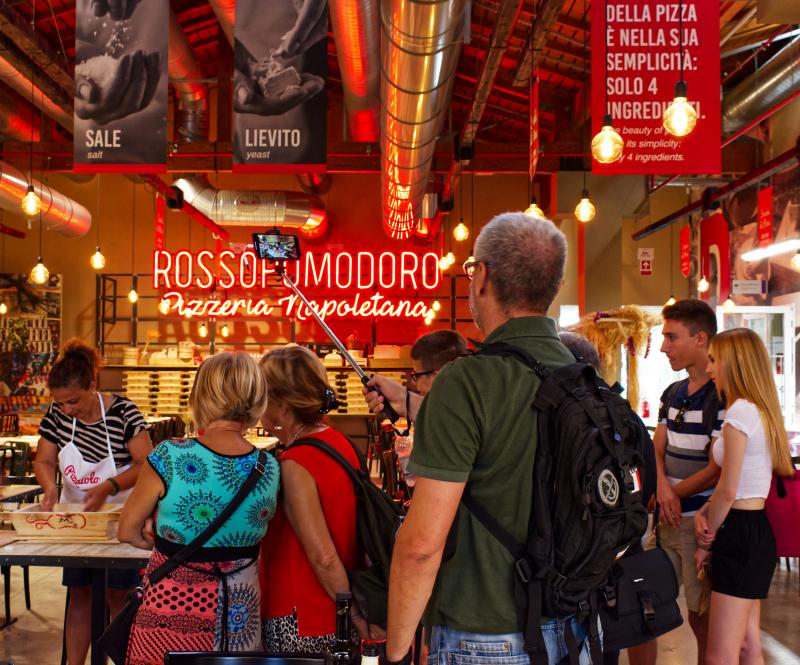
[361,641,381,665]
[328,592,358,665]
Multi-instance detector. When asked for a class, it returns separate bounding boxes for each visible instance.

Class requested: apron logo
[63,465,100,486]
[597,469,620,507]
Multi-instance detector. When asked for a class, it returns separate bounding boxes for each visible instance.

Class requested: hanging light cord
[96,175,101,246]
[680,0,684,81]
[131,186,136,272]
[582,0,588,191]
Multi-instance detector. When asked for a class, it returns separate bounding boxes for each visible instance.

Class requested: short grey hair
[474,212,566,313]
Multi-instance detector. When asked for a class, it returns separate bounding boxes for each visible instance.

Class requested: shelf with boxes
[324,363,409,416]
[111,366,197,418]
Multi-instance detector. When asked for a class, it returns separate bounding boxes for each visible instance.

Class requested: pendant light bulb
[221,323,230,338]
[0,302,7,315]
[790,251,800,272]
[665,295,676,307]
[21,185,42,217]
[198,322,208,338]
[453,222,469,242]
[575,190,596,223]
[158,299,170,315]
[697,275,710,293]
[90,246,106,270]
[438,256,450,271]
[663,81,698,137]
[525,202,544,218]
[432,300,441,312]
[127,289,138,304]
[424,312,435,326]
[591,114,624,163]
[445,251,456,266]
[722,297,736,313]
[29,257,49,285]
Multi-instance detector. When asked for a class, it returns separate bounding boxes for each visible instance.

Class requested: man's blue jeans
[427,619,592,665]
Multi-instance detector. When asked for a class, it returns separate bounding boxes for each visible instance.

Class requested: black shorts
[711,508,777,599]
[62,567,141,589]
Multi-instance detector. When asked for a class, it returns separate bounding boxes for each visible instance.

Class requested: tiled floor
[0,563,798,664]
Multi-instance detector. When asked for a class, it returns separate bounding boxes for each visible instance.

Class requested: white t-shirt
[712,398,774,499]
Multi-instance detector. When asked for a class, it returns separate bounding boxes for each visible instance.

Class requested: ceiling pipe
[168,8,209,142]
[722,35,800,134]
[0,160,91,237]
[380,0,468,239]
[330,0,381,142]
[0,53,72,130]
[173,176,326,231]
[207,0,235,47]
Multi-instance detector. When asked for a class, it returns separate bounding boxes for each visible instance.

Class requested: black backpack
[292,436,404,628]
[464,341,650,665]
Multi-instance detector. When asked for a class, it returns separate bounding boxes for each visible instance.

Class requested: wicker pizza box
[9,503,122,539]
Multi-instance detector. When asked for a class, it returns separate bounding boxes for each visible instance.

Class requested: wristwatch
[107,477,120,496]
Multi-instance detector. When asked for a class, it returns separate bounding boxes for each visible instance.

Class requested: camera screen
[252,232,301,261]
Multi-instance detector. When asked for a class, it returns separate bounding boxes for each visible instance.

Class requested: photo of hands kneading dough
[234,0,327,166]
[74,0,167,165]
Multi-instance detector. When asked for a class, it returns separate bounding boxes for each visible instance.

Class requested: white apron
[58,393,132,504]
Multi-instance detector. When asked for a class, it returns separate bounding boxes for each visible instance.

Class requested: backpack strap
[290,437,362,483]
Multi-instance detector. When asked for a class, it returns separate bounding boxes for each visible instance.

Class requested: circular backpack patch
[597,469,620,507]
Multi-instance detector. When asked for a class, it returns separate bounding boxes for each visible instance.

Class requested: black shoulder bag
[597,506,683,651]
[99,450,268,665]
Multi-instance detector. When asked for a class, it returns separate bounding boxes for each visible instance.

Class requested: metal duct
[330,0,381,142]
[168,9,209,142]
[0,160,91,237]
[723,35,800,134]
[173,176,326,228]
[380,0,467,239]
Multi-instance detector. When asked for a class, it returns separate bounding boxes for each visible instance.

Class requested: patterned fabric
[262,611,334,653]
[38,394,146,467]
[147,438,280,547]
[127,548,262,665]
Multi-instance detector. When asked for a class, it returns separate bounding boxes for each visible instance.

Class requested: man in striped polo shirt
[629,299,723,665]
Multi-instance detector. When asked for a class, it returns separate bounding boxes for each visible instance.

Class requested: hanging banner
[591,0,720,175]
[680,224,691,276]
[154,196,165,250]
[233,0,328,173]
[757,186,773,247]
[73,0,168,173]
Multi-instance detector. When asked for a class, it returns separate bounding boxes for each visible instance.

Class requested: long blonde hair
[710,328,794,477]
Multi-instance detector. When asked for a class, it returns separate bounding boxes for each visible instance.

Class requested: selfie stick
[273,262,401,424]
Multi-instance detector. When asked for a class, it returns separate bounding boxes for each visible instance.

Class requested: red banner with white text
[591,0,720,175]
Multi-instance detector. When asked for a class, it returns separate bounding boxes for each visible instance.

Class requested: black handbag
[98,450,268,665]
[598,513,683,651]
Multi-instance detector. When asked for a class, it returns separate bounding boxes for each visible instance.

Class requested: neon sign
[152,249,442,321]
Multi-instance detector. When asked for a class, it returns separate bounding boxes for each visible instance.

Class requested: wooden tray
[9,503,122,539]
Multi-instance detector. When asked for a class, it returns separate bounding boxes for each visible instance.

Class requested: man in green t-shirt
[364,212,593,665]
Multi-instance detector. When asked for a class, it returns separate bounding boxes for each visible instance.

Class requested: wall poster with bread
[233,0,328,173]
[73,0,168,173]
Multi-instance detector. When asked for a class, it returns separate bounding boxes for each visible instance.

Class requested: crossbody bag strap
[146,449,268,587]
[461,493,526,560]
[291,437,360,482]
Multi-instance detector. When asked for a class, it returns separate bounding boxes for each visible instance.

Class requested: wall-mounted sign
[591,0,720,175]
[73,0,168,173]
[152,249,440,321]
[757,186,773,248]
[732,279,768,295]
[232,0,328,172]
[680,225,691,277]
[638,247,654,276]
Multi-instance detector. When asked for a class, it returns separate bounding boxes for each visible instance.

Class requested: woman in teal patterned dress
[119,352,279,664]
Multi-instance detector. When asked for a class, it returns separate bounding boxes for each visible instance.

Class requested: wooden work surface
[0,538,150,568]
[0,485,42,502]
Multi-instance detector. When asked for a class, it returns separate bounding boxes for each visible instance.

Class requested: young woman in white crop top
[694,328,794,665]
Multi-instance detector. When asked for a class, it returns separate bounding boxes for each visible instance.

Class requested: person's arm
[82,429,152,511]
[652,423,681,527]
[280,459,350,598]
[386,477,464,661]
[118,461,163,550]
[33,436,59,510]
[672,452,721,498]
[706,424,748,534]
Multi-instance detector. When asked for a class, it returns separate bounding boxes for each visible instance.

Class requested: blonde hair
[710,328,794,477]
[259,345,330,426]
[189,352,268,430]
